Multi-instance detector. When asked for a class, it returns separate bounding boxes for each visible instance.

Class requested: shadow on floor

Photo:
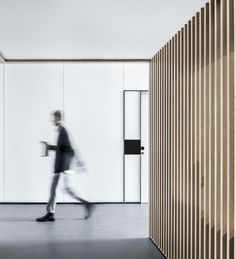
[0,217,36,222]
[0,217,86,222]
[0,238,165,259]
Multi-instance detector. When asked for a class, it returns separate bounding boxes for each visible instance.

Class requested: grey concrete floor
[0,204,164,259]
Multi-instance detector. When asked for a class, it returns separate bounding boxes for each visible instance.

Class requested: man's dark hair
[54,110,62,120]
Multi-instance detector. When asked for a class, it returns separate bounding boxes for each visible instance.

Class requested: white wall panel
[124,91,140,139]
[124,91,141,202]
[125,156,140,202]
[4,64,64,202]
[64,64,123,202]
[124,63,149,90]
[0,65,3,202]
[123,64,149,203]
[124,91,149,203]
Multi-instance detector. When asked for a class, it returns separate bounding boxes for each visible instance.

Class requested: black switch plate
[124,140,141,155]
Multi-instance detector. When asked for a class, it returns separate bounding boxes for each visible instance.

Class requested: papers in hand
[64,169,74,175]
[64,164,87,175]
[40,141,48,157]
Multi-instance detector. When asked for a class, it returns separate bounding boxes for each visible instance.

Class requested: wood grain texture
[149,0,235,258]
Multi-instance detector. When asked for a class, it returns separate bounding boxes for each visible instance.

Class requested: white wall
[64,63,123,202]
[124,63,149,90]
[0,65,3,202]
[4,64,64,202]
[1,62,149,203]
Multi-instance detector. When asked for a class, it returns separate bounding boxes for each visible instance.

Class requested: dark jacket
[48,126,75,173]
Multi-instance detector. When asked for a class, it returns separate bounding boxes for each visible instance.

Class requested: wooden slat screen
[149,0,235,258]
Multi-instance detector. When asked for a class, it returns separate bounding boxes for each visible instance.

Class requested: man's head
[52,110,62,126]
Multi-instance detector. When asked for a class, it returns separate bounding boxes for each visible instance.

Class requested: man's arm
[40,141,57,151]
[47,144,57,151]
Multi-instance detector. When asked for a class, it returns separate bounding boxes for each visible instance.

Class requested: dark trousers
[47,172,89,213]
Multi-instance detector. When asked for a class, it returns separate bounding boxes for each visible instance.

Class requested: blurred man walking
[36,111,93,222]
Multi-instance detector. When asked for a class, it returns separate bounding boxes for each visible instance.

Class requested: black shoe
[36,212,55,222]
[84,203,94,220]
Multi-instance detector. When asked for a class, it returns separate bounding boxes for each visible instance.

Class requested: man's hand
[76,160,86,168]
[75,160,87,173]
[39,141,49,156]
[40,141,48,147]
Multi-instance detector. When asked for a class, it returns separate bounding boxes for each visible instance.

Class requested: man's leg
[46,173,61,213]
[36,173,62,222]
[63,174,93,219]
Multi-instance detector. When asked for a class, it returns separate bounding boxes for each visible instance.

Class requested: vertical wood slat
[149,0,235,259]
[177,30,180,259]
[186,21,190,259]
[154,52,157,247]
[158,49,161,250]
[227,0,235,258]
[167,40,170,258]
[155,52,157,244]
[150,49,153,241]
[169,40,172,258]
[170,37,174,259]
[209,1,214,259]
[159,50,162,250]
[190,16,195,259]
[182,25,187,259]
[195,12,200,259]
[233,0,236,257]
[180,27,184,259]
[169,39,172,259]
[164,44,167,256]
[153,53,156,246]
[203,4,211,259]
[173,34,177,259]
[173,34,176,259]
[214,0,219,258]
[200,8,204,259]
[160,47,163,250]
[220,0,226,258]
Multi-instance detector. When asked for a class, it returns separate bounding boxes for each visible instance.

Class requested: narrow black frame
[123,90,149,203]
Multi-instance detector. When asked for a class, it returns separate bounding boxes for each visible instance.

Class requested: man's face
[52,115,60,126]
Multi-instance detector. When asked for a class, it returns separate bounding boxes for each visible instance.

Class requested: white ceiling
[0,0,207,59]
